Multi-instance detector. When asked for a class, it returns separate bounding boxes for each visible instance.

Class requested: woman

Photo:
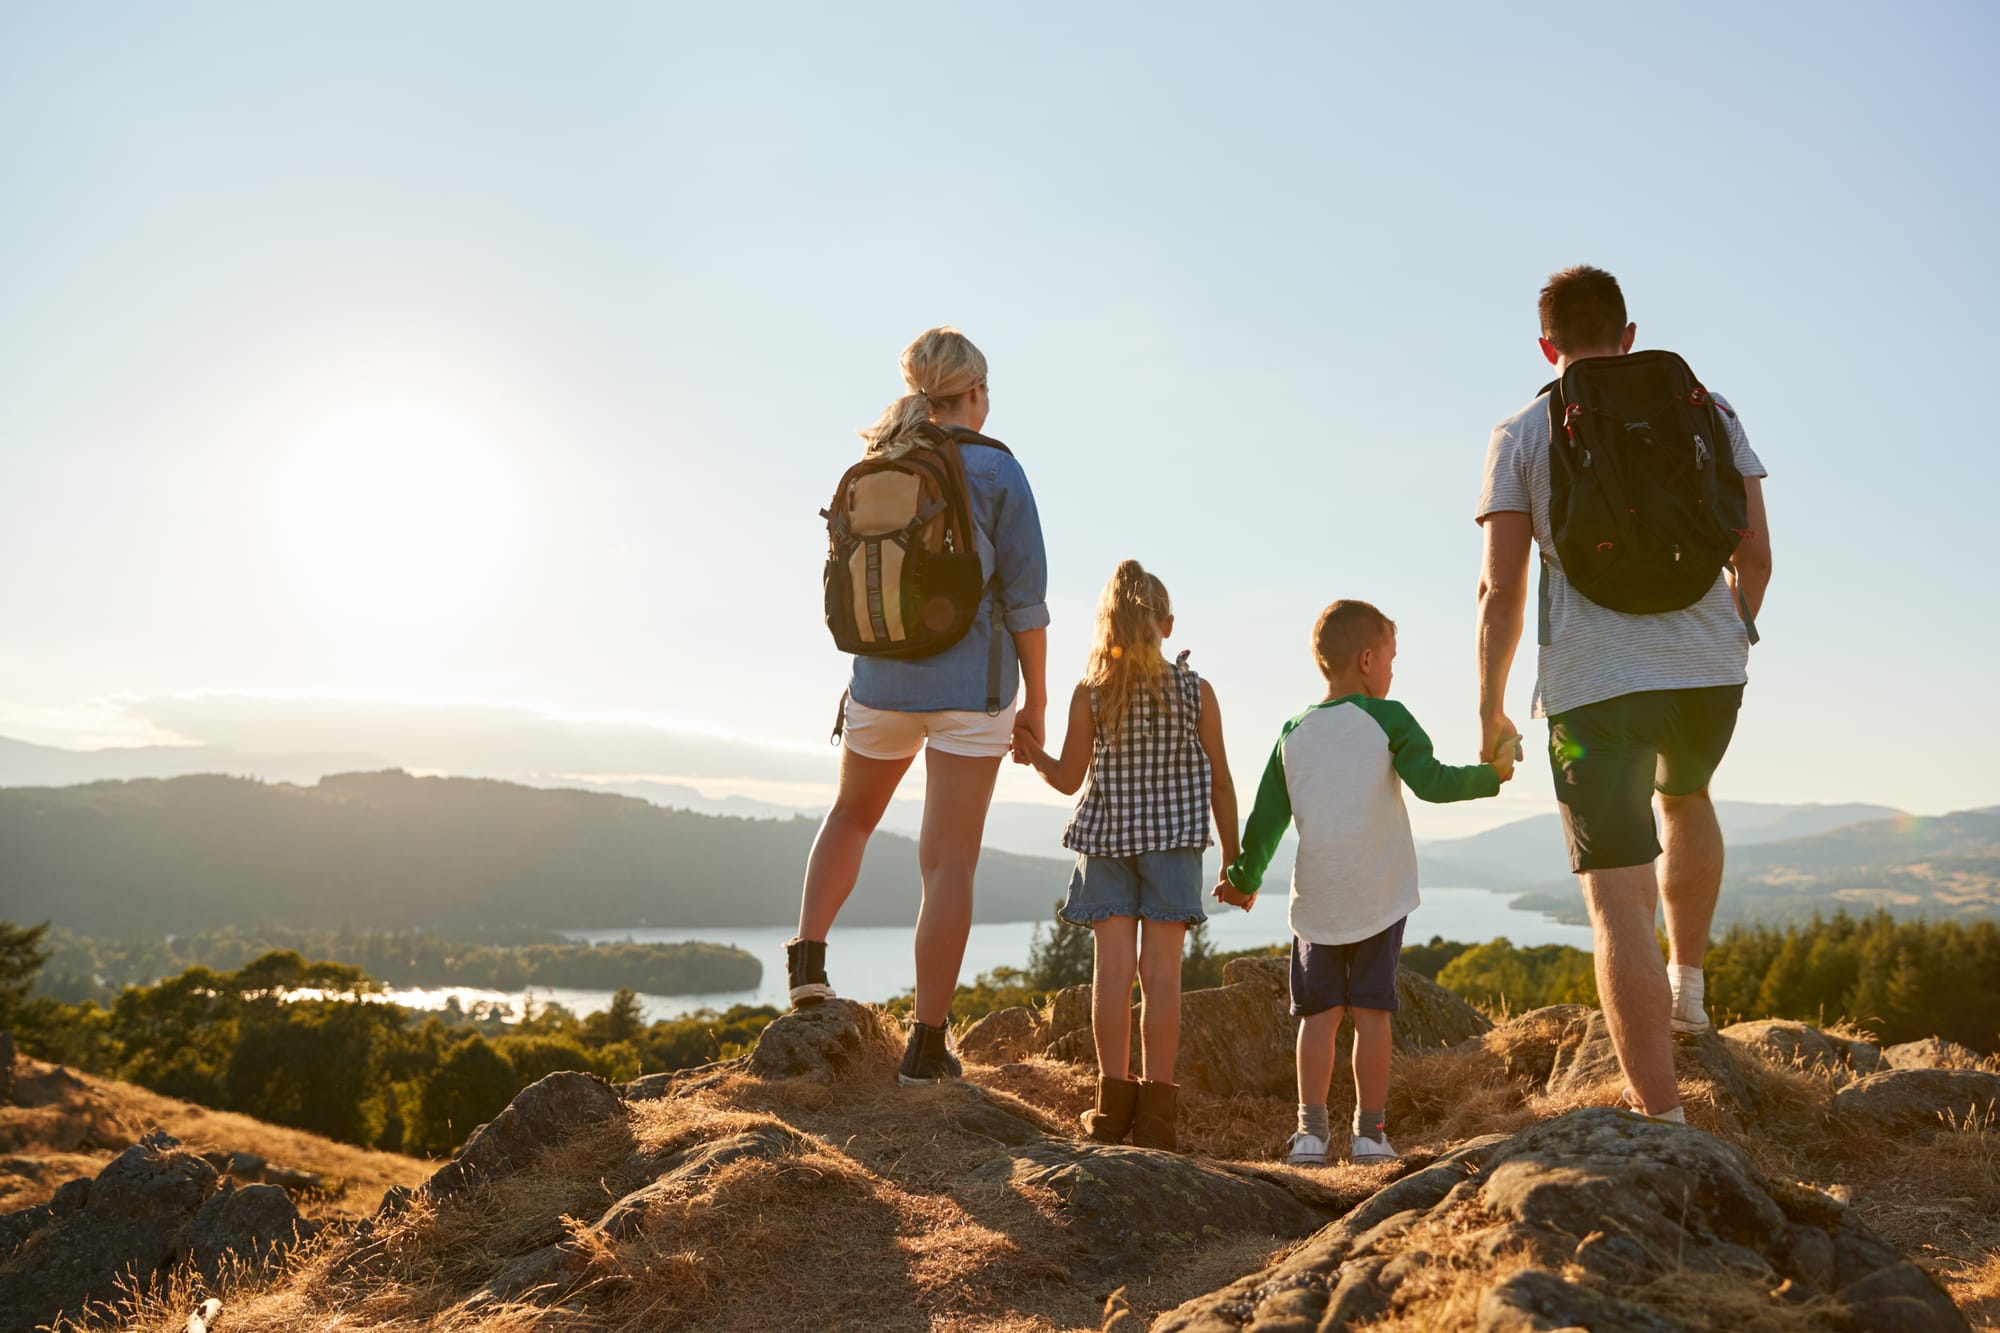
[788,327,1049,1086]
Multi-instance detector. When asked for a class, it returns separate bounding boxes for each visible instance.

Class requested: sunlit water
[379,886,1589,1024]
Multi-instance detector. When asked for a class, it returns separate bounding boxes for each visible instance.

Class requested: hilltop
[0,771,1074,935]
[12,961,1996,1332]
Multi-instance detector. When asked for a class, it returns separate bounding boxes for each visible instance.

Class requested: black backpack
[1543,350,1751,621]
[821,423,1007,662]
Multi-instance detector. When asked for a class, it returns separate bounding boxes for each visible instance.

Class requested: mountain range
[0,770,1075,935]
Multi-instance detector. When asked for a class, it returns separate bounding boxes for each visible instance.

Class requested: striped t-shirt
[1476,385,1768,718]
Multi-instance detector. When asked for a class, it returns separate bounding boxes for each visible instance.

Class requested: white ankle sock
[1670,964,1705,1015]
[1655,1105,1687,1124]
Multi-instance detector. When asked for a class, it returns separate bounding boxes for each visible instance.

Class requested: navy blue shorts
[1289,918,1406,1017]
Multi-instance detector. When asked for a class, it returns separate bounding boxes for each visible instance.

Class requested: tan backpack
[821,424,1009,663]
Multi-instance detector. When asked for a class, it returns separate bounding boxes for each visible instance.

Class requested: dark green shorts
[1547,684,1744,873]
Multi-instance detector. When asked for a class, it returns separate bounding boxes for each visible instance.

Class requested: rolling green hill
[0,771,1074,934]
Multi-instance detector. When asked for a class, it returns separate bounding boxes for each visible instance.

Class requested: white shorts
[842,697,1018,761]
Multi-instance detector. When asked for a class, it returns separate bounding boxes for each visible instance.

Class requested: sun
[277,403,518,622]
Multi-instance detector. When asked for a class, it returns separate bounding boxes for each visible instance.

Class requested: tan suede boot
[1080,1076,1140,1143]
[1130,1079,1180,1151]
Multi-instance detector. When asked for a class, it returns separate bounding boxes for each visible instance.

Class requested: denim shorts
[1059,849,1208,926]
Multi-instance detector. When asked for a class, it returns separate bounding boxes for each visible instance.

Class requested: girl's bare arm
[1018,682,1094,795]
[1197,678,1241,866]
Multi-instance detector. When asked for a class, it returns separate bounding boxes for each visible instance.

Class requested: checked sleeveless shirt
[1062,652,1213,857]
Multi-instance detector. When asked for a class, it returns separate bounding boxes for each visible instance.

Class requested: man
[1474,266,1772,1123]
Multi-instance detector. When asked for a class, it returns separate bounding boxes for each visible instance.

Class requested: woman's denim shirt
[848,442,1049,713]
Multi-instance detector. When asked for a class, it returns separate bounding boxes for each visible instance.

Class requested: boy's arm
[1365,699,1503,804]
[1196,678,1241,868]
[1224,735,1291,894]
[1015,683,1094,795]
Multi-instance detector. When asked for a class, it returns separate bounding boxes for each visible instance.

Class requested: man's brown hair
[1312,600,1395,679]
[1539,265,1627,354]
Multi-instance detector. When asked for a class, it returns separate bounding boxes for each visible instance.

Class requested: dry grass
[37,1015,2000,1332]
[1,1057,430,1218]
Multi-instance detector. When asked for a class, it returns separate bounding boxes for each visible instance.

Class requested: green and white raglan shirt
[1224,696,1500,947]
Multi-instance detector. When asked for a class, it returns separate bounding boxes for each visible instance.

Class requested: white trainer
[1350,1134,1400,1164]
[1284,1131,1329,1166]
[1670,1006,1713,1035]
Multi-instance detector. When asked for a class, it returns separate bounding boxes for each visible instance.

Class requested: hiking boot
[1080,1076,1140,1144]
[786,937,835,1008]
[897,1020,962,1086]
[1284,1131,1329,1166]
[1130,1080,1179,1151]
[1349,1133,1400,1164]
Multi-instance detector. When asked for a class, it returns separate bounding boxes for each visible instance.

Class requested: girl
[1011,560,1238,1149]
[789,327,1050,1088]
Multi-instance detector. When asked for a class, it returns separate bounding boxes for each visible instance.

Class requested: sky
[2,2,1997,838]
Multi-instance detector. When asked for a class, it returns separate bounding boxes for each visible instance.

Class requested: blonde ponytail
[860,326,988,459]
[1085,560,1174,732]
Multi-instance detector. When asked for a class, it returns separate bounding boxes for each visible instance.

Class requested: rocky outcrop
[1495,1006,1770,1123]
[957,1005,1041,1063]
[1721,1018,1883,1081]
[746,998,903,1080]
[423,1070,625,1201]
[1155,1107,1968,1333]
[1832,1068,2000,1134]
[970,1136,1330,1283]
[0,1130,315,1333]
[1883,1037,1986,1071]
[1038,961,1491,1095]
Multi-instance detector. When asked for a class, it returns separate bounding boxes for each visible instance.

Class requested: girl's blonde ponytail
[860,327,989,459]
[1085,560,1174,732]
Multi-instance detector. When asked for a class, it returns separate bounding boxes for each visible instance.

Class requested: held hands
[1212,876,1255,911]
[1482,711,1522,784]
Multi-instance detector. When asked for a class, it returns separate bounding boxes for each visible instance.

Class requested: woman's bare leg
[912,748,1002,1026]
[798,747,914,941]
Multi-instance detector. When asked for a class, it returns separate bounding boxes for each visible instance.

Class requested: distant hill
[1416,801,1906,889]
[0,771,1075,935]
[1503,805,2000,925]
[0,735,389,788]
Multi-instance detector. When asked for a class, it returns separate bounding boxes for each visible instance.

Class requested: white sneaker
[1670,1006,1713,1035]
[1284,1131,1329,1166]
[1350,1134,1400,1164]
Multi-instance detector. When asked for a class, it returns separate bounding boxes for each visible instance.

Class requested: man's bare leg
[1581,864,1679,1117]
[1659,788,1724,1031]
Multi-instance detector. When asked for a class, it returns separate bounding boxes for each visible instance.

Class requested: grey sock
[1354,1107,1388,1143]
[1298,1104,1330,1140]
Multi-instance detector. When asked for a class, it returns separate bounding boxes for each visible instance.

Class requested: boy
[1215,600,1514,1165]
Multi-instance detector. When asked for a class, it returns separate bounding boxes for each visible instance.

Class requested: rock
[1046,984,1093,1044]
[967,1137,1328,1283]
[423,1071,626,1202]
[1882,1036,1985,1070]
[951,1086,1046,1146]
[0,1129,311,1333]
[180,1182,318,1279]
[261,1163,323,1194]
[1545,1009,1768,1122]
[1832,1068,2000,1133]
[1722,1019,1883,1080]
[1155,1108,1967,1333]
[958,1006,1043,1063]
[482,1122,809,1305]
[1046,962,1492,1096]
[1482,1004,1593,1086]
[745,999,902,1081]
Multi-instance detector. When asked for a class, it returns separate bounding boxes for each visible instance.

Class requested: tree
[1182,920,1220,990]
[1027,909,1094,990]
[415,1034,519,1155]
[0,921,50,1030]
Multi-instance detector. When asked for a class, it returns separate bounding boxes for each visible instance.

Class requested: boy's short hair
[1313,600,1395,678]
[1539,265,1627,354]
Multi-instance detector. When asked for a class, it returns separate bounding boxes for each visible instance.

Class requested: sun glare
[278,403,517,622]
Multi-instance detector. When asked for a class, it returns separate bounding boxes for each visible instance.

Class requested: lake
[380,886,1593,1023]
